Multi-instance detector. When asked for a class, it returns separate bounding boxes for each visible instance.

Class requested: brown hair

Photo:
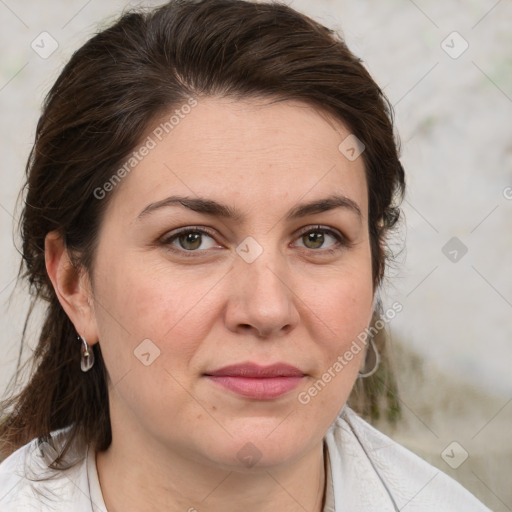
[0,0,404,464]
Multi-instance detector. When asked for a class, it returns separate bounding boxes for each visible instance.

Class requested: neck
[96,429,327,512]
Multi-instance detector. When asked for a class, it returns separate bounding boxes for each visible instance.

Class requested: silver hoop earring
[77,335,95,372]
[358,336,380,378]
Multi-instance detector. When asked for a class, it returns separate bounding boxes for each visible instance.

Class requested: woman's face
[86,96,374,470]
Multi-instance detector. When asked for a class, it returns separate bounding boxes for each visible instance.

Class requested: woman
[0,1,492,510]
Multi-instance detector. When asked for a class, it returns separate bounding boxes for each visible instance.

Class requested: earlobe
[44,230,98,344]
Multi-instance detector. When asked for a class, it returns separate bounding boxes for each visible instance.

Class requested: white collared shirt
[322,407,491,511]
[0,407,492,511]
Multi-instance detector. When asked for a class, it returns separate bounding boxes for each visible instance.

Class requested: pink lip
[205,363,305,400]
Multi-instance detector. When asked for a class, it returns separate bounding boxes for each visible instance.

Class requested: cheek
[91,254,221,367]
[307,263,374,334]
[299,262,374,379]
[294,277,372,417]
[323,299,371,378]
[90,255,219,422]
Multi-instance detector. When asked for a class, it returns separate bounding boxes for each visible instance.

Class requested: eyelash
[159,225,351,257]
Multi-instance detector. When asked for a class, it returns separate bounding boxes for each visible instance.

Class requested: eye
[159,225,350,257]
[293,225,348,254]
[160,226,220,255]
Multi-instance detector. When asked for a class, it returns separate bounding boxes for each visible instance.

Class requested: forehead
[107,96,368,221]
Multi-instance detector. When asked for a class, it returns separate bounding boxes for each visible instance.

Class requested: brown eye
[294,226,347,253]
[302,231,326,249]
[161,227,219,255]
[176,232,202,251]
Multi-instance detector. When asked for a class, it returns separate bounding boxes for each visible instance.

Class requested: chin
[194,421,319,472]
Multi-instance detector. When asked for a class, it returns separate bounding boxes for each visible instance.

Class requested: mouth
[204,362,306,400]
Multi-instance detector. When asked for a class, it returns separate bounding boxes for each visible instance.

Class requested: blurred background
[0,0,511,510]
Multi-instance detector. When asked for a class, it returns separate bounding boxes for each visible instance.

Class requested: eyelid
[159,224,352,255]
[159,225,220,249]
[292,225,354,252]
[294,224,348,243]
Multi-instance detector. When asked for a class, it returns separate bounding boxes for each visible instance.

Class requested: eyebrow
[137,194,362,223]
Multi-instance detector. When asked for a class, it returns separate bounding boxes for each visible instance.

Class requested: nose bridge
[231,234,298,336]
[237,234,289,297]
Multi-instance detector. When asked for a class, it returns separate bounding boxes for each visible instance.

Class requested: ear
[44,230,99,345]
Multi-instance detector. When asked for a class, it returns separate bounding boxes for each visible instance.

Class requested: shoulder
[0,426,92,512]
[324,406,492,512]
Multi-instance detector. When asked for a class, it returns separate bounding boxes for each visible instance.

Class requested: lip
[206,362,305,378]
[204,362,305,400]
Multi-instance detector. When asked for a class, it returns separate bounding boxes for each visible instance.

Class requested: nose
[225,247,300,339]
